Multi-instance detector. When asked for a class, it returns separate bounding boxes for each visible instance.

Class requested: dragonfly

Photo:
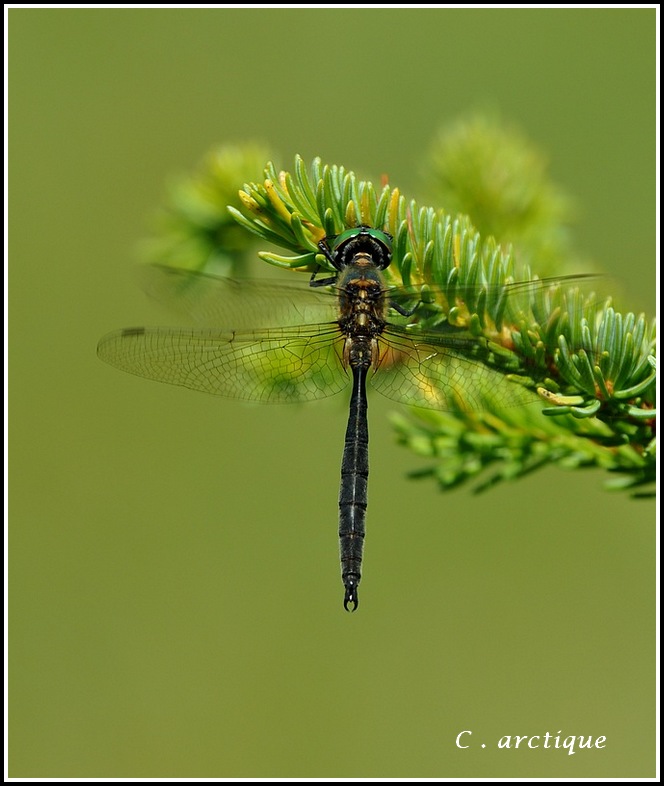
[97,226,585,610]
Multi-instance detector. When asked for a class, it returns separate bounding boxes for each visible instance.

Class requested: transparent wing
[104,267,601,409]
[97,323,349,403]
[371,273,604,411]
[141,264,339,329]
[384,274,606,325]
[142,265,603,330]
[370,325,537,412]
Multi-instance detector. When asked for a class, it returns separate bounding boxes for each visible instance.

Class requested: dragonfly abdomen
[335,259,388,611]
[339,358,370,612]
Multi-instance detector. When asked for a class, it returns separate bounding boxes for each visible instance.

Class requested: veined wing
[142,265,603,330]
[383,273,605,326]
[370,273,605,411]
[97,323,349,403]
[141,264,339,329]
[370,324,538,412]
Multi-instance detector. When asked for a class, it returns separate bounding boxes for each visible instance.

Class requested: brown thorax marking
[339,253,388,369]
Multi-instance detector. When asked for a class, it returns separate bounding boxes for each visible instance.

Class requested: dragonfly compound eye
[327,226,393,271]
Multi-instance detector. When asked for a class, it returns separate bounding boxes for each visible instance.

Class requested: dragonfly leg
[309,268,338,288]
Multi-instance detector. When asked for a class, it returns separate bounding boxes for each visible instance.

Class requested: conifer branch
[144,135,656,494]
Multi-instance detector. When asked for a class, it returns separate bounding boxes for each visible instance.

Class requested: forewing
[97,323,349,403]
[141,264,338,329]
[385,274,606,326]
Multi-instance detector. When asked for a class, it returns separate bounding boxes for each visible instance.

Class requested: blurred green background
[10,8,655,778]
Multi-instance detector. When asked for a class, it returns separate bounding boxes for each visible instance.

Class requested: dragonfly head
[320,226,393,272]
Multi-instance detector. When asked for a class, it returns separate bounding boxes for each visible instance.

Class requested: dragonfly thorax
[337,260,388,371]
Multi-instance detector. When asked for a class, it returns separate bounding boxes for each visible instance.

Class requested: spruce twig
[145,139,656,494]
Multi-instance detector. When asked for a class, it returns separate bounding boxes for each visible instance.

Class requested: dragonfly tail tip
[343,586,359,612]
